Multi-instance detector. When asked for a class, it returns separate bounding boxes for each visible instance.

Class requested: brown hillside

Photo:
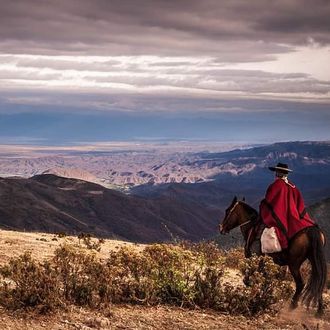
[0,174,219,243]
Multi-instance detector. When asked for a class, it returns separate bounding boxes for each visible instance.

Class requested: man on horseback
[219,165,327,314]
[259,162,315,251]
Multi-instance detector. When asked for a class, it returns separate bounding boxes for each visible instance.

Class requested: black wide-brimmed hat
[268,162,292,173]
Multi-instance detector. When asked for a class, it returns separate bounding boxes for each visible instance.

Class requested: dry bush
[0,242,293,316]
[107,246,158,304]
[53,245,112,308]
[237,255,293,316]
[144,244,197,306]
[223,247,245,269]
[0,252,63,313]
[78,233,104,252]
[55,232,67,238]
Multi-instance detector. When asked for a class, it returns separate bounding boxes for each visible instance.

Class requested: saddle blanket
[261,227,282,253]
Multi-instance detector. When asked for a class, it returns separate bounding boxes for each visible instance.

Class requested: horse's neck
[238,203,258,225]
[240,222,254,241]
[238,203,258,241]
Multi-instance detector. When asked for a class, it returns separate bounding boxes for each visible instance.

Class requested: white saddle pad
[261,227,282,253]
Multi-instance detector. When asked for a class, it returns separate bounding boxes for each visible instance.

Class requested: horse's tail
[302,226,327,307]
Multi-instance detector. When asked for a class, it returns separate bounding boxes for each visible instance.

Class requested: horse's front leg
[289,264,304,309]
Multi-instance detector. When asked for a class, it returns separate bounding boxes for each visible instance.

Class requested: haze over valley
[1,140,330,253]
[1,140,329,200]
[0,141,253,187]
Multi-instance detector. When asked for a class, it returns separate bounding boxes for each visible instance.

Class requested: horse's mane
[240,201,259,219]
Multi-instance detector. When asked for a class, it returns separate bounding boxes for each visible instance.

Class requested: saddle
[245,221,301,266]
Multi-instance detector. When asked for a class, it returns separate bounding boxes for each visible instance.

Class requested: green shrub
[144,244,197,306]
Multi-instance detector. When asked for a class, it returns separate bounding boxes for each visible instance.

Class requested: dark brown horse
[219,196,327,316]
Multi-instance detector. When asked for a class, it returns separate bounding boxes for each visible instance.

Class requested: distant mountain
[132,141,330,207]
[0,140,329,243]
[0,174,219,243]
[1,141,330,194]
[42,167,99,183]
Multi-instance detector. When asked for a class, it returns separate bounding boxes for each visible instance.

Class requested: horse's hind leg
[289,264,304,309]
[316,295,324,317]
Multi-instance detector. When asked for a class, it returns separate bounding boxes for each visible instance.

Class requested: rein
[240,220,252,228]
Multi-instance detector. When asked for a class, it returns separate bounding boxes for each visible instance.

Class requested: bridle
[239,219,252,228]
[227,201,253,227]
[226,201,239,219]
[221,201,254,234]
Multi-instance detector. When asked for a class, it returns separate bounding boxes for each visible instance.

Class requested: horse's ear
[233,196,237,203]
[242,196,245,202]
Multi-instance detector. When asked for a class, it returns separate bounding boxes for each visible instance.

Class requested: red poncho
[260,178,315,249]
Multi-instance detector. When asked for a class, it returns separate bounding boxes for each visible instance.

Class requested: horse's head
[219,196,245,234]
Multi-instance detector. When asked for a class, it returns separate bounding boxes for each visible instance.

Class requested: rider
[259,162,315,250]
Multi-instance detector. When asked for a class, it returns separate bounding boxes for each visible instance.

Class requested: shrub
[107,246,157,304]
[193,263,224,308]
[78,233,104,252]
[144,244,197,306]
[53,245,111,308]
[223,247,245,269]
[55,232,67,238]
[0,252,62,313]
[238,255,293,316]
[0,243,294,316]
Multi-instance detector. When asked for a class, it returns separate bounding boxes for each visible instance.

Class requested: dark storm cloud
[0,0,329,59]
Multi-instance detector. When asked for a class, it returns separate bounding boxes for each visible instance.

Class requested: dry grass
[0,229,329,329]
[0,229,145,265]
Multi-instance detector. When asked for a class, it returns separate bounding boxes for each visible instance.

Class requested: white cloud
[229,45,330,81]
[0,53,329,105]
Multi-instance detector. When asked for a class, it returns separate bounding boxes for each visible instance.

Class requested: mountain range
[1,142,330,201]
[0,174,219,242]
[0,140,329,253]
[132,141,330,208]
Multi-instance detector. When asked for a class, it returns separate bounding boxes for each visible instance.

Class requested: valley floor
[0,229,329,330]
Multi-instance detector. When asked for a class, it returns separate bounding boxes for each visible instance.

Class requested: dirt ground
[0,304,328,330]
[0,229,329,330]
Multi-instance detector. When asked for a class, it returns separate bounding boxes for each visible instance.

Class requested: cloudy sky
[0,0,329,144]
